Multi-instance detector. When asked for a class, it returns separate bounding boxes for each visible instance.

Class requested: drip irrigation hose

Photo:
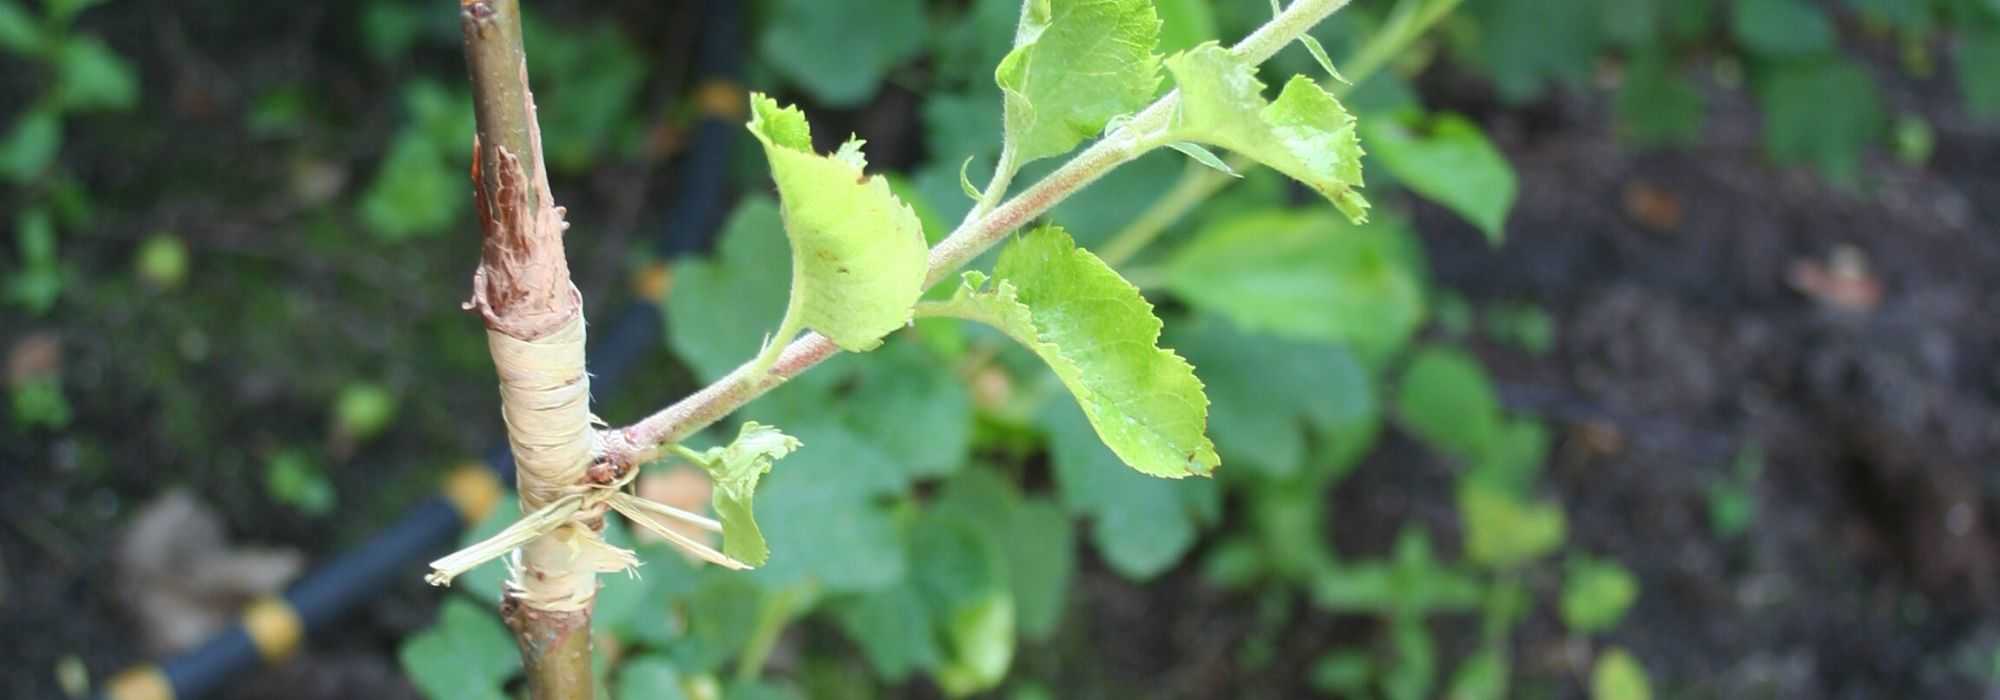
[97,2,742,697]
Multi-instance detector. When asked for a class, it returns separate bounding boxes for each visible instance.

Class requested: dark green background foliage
[6,0,2000,699]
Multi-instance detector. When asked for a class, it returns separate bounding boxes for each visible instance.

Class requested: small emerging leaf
[1297,35,1348,84]
[996,0,1162,165]
[689,421,803,566]
[1164,43,1369,222]
[747,94,929,359]
[924,227,1218,478]
[1165,141,1240,177]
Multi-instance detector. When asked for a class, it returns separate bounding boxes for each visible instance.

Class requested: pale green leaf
[923,226,1218,478]
[1458,481,1565,569]
[359,132,461,240]
[996,0,1162,164]
[1561,556,1640,634]
[399,598,519,700]
[1163,210,1424,359]
[1165,141,1239,177]
[747,94,929,358]
[758,0,926,107]
[689,422,802,567]
[1361,112,1515,242]
[1447,649,1508,700]
[1164,43,1369,222]
[1591,648,1653,700]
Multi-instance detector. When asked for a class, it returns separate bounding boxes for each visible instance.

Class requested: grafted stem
[459,1,596,697]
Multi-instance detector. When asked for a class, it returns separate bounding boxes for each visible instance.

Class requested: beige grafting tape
[486,313,596,511]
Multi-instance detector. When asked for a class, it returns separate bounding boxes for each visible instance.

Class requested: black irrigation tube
[98,3,742,698]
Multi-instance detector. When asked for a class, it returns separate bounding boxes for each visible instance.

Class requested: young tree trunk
[457,2,600,697]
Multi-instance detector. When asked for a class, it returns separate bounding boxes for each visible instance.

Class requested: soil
[4,4,1998,700]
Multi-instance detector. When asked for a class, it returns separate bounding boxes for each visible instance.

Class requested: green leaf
[1164,44,1369,222]
[1041,398,1216,579]
[923,226,1218,478]
[616,657,691,700]
[687,422,802,567]
[746,94,929,360]
[1465,0,1602,102]
[995,0,1162,165]
[933,468,1075,641]
[10,376,71,429]
[1458,481,1565,569]
[264,448,335,516]
[1446,649,1508,700]
[522,17,647,172]
[359,131,462,240]
[1395,346,1501,459]
[934,591,1014,695]
[747,429,907,592]
[1362,112,1515,242]
[1759,58,1884,184]
[1170,318,1376,478]
[44,0,106,24]
[834,584,942,681]
[333,383,397,443]
[1616,52,1705,147]
[1731,0,1834,57]
[758,0,926,107]
[668,198,793,382]
[399,598,519,700]
[1591,648,1654,700]
[1164,210,1424,359]
[1155,0,1217,54]
[0,1,43,55]
[1562,556,1640,634]
[0,107,61,184]
[1959,27,2000,119]
[55,36,137,111]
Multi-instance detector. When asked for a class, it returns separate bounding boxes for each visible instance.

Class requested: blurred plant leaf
[333,382,397,444]
[925,226,1218,478]
[1759,58,1883,184]
[1155,0,1218,54]
[0,1,41,55]
[668,197,792,382]
[1731,0,1834,57]
[745,427,907,592]
[0,106,61,184]
[54,36,136,111]
[1561,556,1640,634]
[996,0,1161,165]
[1395,345,1500,459]
[523,16,646,172]
[399,597,519,700]
[1170,318,1376,478]
[359,131,462,240]
[1041,397,1217,579]
[615,656,691,700]
[1361,112,1516,242]
[1960,27,2000,119]
[10,376,71,430]
[1591,648,1654,700]
[758,0,926,107]
[1164,43,1369,222]
[1446,649,1508,700]
[265,449,334,516]
[1167,210,1424,361]
[1616,52,1704,147]
[1458,481,1565,569]
[1462,0,1601,102]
